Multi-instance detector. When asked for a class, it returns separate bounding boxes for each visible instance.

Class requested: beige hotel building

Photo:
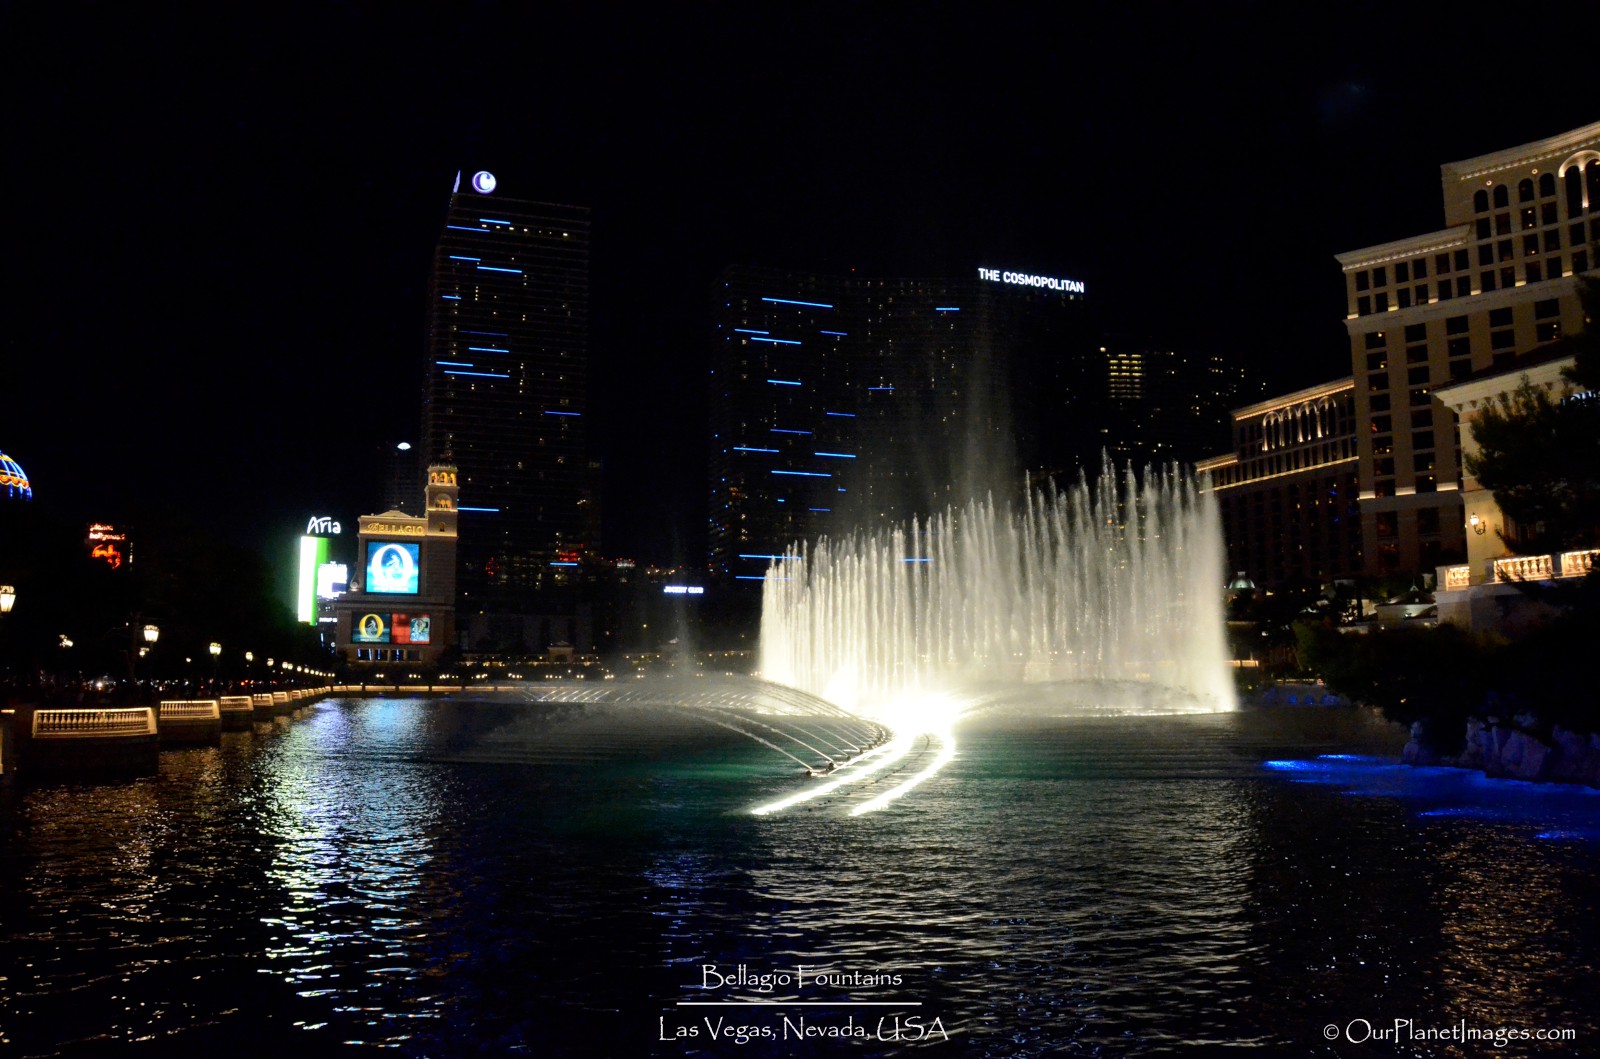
[1334,122,1599,576]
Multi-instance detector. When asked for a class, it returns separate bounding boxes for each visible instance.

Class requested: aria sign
[977,267,1086,295]
[307,516,342,535]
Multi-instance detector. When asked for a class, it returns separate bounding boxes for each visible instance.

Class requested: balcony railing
[33,708,157,738]
[158,700,221,721]
[1442,548,1600,589]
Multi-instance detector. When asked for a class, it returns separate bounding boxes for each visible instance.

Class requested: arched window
[1493,184,1509,208]
[1587,160,1599,210]
[1518,178,1534,202]
[1539,172,1556,197]
[1473,189,1489,212]
[1567,166,1585,218]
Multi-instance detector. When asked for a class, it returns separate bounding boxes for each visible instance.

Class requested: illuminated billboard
[354,612,390,643]
[353,612,431,645]
[297,536,331,624]
[392,614,432,645]
[87,523,128,569]
[316,562,349,600]
[366,541,420,595]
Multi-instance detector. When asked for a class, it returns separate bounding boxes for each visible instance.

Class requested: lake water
[2,690,1597,1056]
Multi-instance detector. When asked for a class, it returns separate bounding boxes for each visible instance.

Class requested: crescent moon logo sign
[471,170,497,194]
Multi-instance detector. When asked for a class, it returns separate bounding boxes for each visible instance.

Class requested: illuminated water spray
[752,464,1232,815]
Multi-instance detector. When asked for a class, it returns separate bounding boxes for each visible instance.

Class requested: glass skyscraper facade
[422,172,592,607]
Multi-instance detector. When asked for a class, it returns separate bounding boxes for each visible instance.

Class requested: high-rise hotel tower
[422,171,592,606]
[1335,123,1598,576]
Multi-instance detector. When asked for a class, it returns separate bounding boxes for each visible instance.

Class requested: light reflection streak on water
[752,692,971,817]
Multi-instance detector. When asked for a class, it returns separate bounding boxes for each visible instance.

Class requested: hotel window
[1355,270,1370,291]
[1454,249,1470,270]
[1548,253,1563,275]
[1371,414,1391,432]
[1489,307,1512,326]
[1527,261,1543,283]
[1410,388,1431,406]
[1576,249,1590,274]
[1404,323,1425,341]
[1477,218,1493,239]
[1375,457,1395,477]
[1496,214,1513,235]
[1540,172,1557,196]
[1519,178,1535,202]
[1523,234,1539,255]
[1535,298,1560,318]
[1369,372,1390,392]
[1366,351,1388,371]
[1437,280,1454,301]
[1396,261,1410,283]
[1521,206,1537,228]
[1397,288,1412,308]
[1436,253,1451,273]
[1415,285,1429,303]
[1479,245,1495,266]
[1414,430,1434,450]
[1411,410,1433,429]
[1406,344,1428,363]
[1365,331,1387,349]
[1456,276,1472,297]
[1450,359,1473,380]
[1493,184,1509,208]
[1373,265,1387,286]
[1370,394,1391,412]
[1415,475,1437,494]
[1474,189,1489,212]
[1544,229,1562,252]
[1375,292,1389,311]
[1542,202,1559,225]
[1414,453,1435,472]
[1446,315,1468,334]
[1491,329,1516,349]
[1497,239,1513,261]
[1372,435,1393,455]
[1358,295,1372,316]
[1572,222,1587,245]
[1413,258,1427,278]
[1376,512,1399,538]
[1537,321,1562,343]
[1481,272,1497,291]
[1407,366,1430,385]
[1500,266,1515,288]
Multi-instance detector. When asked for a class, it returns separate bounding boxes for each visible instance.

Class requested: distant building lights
[544,410,581,416]
[767,379,802,386]
[738,554,801,560]
[467,346,508,353]
[825,411,856,417]
[449,255,482,261]
[868,386,895,391]
[478,218,511,225]
[460,329,509,336]
[733,328,770,334]
[772,470,832,477]
[813,451,856,458]
[443,370,510,378]
[457,506,500,512]
[819,330,848,336]
[436,360,476,367]
[771,428,812,435]
[441,294,462,300]
[808,507,831,512]
[750,336,801,345]
[476,265,523,274]
[447,225,491,232]
[733,446,779,453]
[761,297,834,309]
[549,561,579,567]
[935,306,961,311]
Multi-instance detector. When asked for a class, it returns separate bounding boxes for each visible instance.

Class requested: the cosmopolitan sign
[978,267,1086,295]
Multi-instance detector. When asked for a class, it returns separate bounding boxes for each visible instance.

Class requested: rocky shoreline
[1404,715,1600,788]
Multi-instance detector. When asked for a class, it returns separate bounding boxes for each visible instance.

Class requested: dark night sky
[10,4,1596,569]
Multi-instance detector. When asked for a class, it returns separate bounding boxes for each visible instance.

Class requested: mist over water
[757,463,1233,720]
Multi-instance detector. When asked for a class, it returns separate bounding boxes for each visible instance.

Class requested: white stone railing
[253,693,274,706]
[1493,554,1555,582]
[158,700,221,721]
[272,692,290,704]
[1559,549,1598,577]
[218,696,253,712]
[34,708,157,738]
[1443,565,1471,590]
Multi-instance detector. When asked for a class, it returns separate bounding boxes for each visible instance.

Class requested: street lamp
[0,585,15,614]
[143,624,160,646]
[209,641,222,688]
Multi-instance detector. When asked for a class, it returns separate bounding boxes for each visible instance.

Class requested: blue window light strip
[775,498,785,503]
[825,411,856,417]
[808,508,831,512]
[813,451,856,458]
[545,410,581,416]
[902,558,932,563]
[869,386,895,391]
[449,255,481,261]
[448,225,491,232]
[457,506,501,512]
[549,561,579,567]
[479,218,511,225]
[436,361,475,367]
[441,295,462,300]
[767,379,802,386]
[738,554,801,561]
[935,306,961,311]
[734,446,779,453]
[468,346,508,353]
[771,429,812,435]
[772,470,832,477]
[761,297,834,309]
[751,336,801,345]
[460,329,508,336]
[838,488,847,492]
[444,370,510,378]
[733,328,769,334]
[477,265,523,274]
[820,330,848,336]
